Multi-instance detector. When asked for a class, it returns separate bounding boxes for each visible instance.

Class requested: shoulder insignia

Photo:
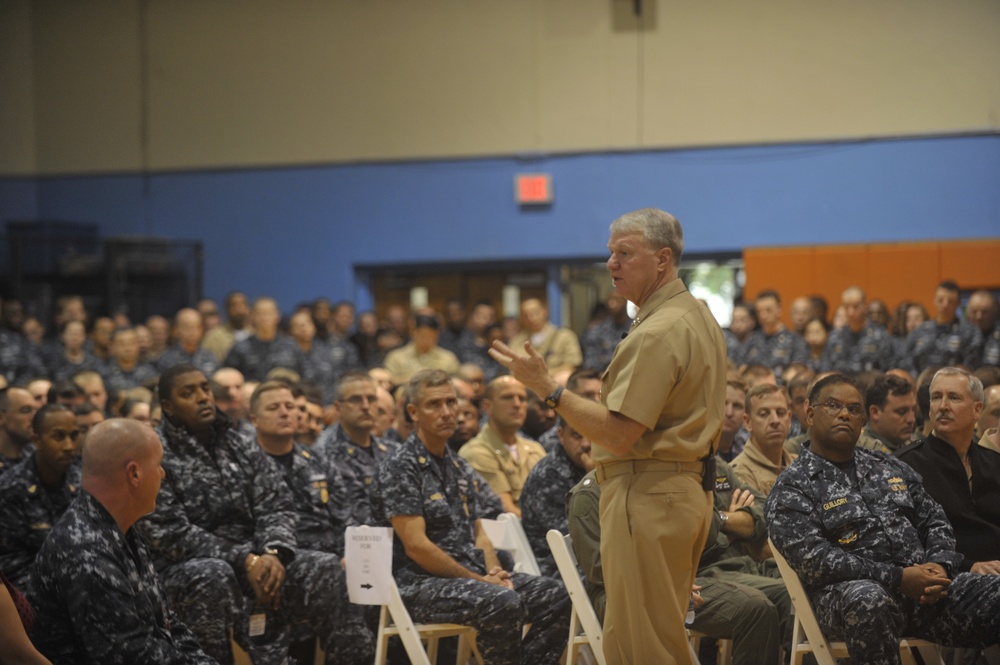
[320,488,329,504]
[27,484,37,494]
[418,456,426,464]
[30,522,51,530]
[364,477,373,486]
[347,447,355,455]
[68,484,77,493]
[301,450,311,458]
[838,531,858,545]
[378,443,387,452]
[429,492,443,501]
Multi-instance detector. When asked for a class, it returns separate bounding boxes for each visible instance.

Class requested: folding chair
[374,576,484,665]
[481,512,541,576]
[768,538,944,665]
[231,632,325,665]
[546,529,607,665]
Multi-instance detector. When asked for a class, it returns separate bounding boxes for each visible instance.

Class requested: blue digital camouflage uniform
[0,329,47,385]
[312,423,394,526]
[46,350,103,381]
[222,333,309,383]
[739,328,809,381]
[374,433,572,665]
[820,321,897,372]
[766,446,1000,664]
[534,425,560,453]
[724,330,753,367]
[101,360,159,392]
[302,337,363,405]
[155,345,221,377]
[438,326,475,359]
[519,443,588,577]
[903,318,983,374]
[31,490,218,664]
[261,442,376,659]
[580,317,631,372]
[140,412,373,665]
[0,453,81,593]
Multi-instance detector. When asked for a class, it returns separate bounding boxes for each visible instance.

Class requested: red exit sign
[515,173,553,205]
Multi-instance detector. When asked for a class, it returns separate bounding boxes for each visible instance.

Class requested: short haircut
[109,326,135,342]
[566,369,601,393]
[484,375,523,401]
[335,371,376,400]
[808,374,861,406]
[48,380,85,403]
[407,369,454,407]
[158,363,202,406]
[726,379,747,394]
[299,382,323,405]
[32,403,73,434]
[72,369,103,385]
[931,367,984,403]
[787,374,813,395]
[609,208,685,262]
[740,364,775,383]
[744,383,787,413]
[865,374,914,412]
[937,280,960,294]
[224,291,246,308]
[250,380,293,414]
[755,289,781,305]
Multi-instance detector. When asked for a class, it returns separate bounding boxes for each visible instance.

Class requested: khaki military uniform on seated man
[374,370,571,665]
[0,405,81,595]
[568,458,791,665]
[459,376,546,517]
[508,298,583,374]
[766,374,1000,665]
[857,373,918,454]
[383,313,460,385]
[731,384,796,496]
[31,419,217,664]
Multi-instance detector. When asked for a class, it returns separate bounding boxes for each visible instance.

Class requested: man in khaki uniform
[491,208,727,665]
[459,376,546,517]
[509,298,582,374]
[383,313,460,385]
[731,384,795,496]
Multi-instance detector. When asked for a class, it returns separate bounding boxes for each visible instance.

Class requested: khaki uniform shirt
[510,322,582,373]
[856,426,899,454]
[594,279,728,465]
[383,342,460,385]
[980,428,1000,454]
[458,423,547,506]
[730,440,796,496]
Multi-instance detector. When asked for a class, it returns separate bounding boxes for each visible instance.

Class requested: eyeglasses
[816,399,865,418]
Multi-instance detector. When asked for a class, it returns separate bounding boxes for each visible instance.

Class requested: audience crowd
[0,278,998,664]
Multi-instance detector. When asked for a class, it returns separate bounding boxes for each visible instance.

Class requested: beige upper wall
[4,0,999,176]
[0,0,37,175]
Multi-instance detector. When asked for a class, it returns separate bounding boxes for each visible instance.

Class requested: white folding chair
[372,576,484,665]
[769,538,944,665]
[546,529,607,665]
[481,512,541,576]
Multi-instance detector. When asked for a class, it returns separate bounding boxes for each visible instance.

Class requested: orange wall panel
[868,243,941,314]
[939,241,1000,289]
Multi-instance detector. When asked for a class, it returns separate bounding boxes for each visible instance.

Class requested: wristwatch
[717,510,729,526]
[544,386,564,409]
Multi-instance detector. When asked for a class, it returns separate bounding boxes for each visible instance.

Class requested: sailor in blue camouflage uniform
[155,309,221,377]
[903,281,983,374]
[520,417,593,576]
[101,327,159,393]
[741,291,809,381]
[820,287,897,372]
[0,387,39,476]
[766,374,1000,665]
[312,371,395,525]
[31,418,217,664]
[249,380,375,661]
[140,364,371,665]
[0,325,47,386]
[967,290,1000,367]
[580,294,631,372]
[0,404,81,594]
[223,297,310,382]
[374,369,571,665]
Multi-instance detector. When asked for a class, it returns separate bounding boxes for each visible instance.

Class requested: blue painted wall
[4,134,998,310]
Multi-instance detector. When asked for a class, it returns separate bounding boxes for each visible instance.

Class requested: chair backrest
[547,529,607,665]
[482,512,542,576]
[768,537,840,665]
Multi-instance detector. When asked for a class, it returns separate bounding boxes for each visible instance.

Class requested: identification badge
[248,612,266,637]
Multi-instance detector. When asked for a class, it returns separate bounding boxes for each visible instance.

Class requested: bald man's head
[82,418,159,483]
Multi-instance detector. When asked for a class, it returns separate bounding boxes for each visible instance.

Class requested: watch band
[544,385,565,409]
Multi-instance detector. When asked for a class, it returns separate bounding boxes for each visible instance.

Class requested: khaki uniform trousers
[598,460,713,665]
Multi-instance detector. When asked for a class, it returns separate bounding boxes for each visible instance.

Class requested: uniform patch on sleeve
[888,477,908,492]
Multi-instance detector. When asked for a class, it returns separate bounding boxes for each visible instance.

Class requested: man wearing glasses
[313,371,394,525]
[766,374,1000,664]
